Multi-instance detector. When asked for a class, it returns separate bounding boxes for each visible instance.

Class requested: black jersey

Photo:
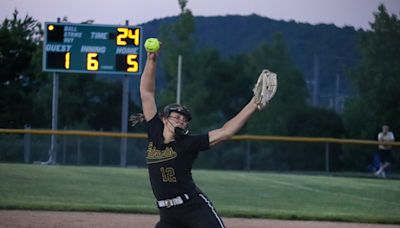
[146,113,210,200]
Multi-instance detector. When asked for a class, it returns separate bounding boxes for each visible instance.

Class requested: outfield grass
[0,163,399,224]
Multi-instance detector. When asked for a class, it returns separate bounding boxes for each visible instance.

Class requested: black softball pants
[155,193,225,228]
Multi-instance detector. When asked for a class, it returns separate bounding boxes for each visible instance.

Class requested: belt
[157,194,190,208]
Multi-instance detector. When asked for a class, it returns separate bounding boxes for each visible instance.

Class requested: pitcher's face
[167,112,189,129]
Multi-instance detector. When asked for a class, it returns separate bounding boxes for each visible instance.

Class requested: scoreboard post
[43,22,143,75]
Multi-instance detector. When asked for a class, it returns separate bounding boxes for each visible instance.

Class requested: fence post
[99,128,103,166]
[23,124,31,163]
[77,136,81,165]
[246,141,251,171]
[120,75,129,167]
[325,143,330,173]
[62,129,67,164]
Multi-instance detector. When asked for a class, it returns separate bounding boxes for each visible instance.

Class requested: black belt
[157,193,191,208]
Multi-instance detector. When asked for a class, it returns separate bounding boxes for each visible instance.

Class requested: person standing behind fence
[375,125,395,178]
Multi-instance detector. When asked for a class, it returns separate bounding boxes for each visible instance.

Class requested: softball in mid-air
[144,38,160,52]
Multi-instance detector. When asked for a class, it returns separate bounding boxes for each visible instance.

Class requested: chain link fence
[1,128,399,175]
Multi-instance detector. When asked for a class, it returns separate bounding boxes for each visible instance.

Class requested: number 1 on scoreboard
[64,52,70,69]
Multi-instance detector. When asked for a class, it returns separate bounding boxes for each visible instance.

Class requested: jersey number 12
[160,167,176,182]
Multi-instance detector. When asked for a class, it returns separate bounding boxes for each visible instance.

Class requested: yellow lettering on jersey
[146,142,177,164]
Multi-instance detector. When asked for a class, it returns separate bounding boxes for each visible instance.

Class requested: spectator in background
[368,152,381,173]
[375,125,395,178]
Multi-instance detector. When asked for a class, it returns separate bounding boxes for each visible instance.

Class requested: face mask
[167,118,189,140]
[174,126,189,139]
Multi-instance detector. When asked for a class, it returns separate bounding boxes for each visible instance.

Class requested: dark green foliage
[345,5,400,137]
[0,10,41,84]
[0,10,42,128]
[157,4,345,171]
[342,4,400,171]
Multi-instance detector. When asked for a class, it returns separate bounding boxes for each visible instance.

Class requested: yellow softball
[144,38,160,52]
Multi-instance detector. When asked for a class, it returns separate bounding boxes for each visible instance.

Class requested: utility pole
[176,55,182,104]
[335,73,341,113]
[312,54,320,107]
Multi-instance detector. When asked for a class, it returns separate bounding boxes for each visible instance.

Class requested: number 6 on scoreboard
[87,52,99,71]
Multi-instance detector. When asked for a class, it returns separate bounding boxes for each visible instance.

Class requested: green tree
[241,34,345,171]
[158,0,196,106]
[182,49,251,131]
[32,75,127,131]
[344,4,400,139]
[244,34,309,135]
[152,1,346,171]
[341,4,400,171]
[0,10,42,128]
[0,10,41,84]
[185,33,345,171]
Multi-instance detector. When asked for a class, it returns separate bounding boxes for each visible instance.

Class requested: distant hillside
[139,14,363,110]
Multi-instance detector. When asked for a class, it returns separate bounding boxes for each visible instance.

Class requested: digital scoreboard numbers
[43,22,143,75]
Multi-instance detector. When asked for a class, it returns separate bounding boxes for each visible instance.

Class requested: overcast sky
[1,0,399,30]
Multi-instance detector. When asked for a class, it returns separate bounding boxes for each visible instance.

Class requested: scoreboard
[42,22,143,75]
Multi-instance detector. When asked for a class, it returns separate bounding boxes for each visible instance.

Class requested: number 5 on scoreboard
[126,54,138,72]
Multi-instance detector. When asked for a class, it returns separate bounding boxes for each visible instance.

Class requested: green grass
[1,163,400,224]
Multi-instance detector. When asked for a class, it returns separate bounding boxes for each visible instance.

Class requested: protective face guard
[174,126,189,139]
[163,104,191,139]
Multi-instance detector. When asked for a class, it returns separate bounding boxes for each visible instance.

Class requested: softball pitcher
[138,40,276,228]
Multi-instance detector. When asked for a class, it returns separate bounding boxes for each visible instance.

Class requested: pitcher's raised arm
[140,52,158,121]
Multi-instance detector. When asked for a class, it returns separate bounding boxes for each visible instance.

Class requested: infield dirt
[1,210,399,228]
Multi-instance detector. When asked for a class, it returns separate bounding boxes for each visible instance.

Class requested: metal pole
[246,141,251,171]
[120,20,130,167]
[62,131,66,164]
[312,54,319,106]
[176,55,182,104]
[335,73,340,112]
[24,124,31,163]
[48,72,59,164]
[77,136,81,165]
[47,17,61,165]
[99,128,104,166]
[325,143,330,172]
[120,75,129,167]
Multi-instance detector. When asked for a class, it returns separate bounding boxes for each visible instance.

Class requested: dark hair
[162,103,192,121]
[129,113,145,126]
